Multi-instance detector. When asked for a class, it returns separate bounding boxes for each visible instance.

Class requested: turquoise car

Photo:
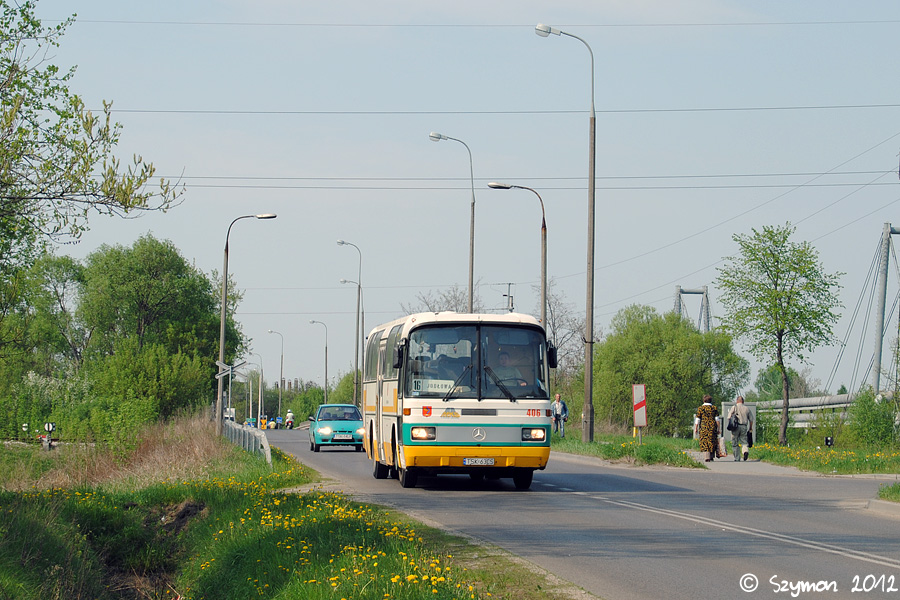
[308,404,364,452]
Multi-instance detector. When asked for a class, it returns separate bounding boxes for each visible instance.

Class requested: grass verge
[749,443,900,475]
[550,433,700,468]
[0,417,591,600]
[879,482,900,502]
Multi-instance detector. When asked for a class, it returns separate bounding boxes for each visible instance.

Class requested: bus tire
[373,456,389,479]
[389,438,400,479]
[512,469,533,490]
[399,468,418,488]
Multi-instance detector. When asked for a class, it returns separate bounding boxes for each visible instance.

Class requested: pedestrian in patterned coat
[694,394,719,462]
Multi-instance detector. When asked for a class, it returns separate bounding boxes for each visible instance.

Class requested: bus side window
[384,324,404,378]
[365,331,383,382]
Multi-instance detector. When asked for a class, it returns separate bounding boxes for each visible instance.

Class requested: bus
[362,312,557,490]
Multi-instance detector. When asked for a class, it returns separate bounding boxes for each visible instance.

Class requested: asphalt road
[268,428,900,600]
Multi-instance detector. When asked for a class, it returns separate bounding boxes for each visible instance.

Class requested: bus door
[375,339,386,463]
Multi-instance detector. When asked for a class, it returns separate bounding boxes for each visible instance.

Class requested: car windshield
[318,406,361,421]
[404,324,550,400]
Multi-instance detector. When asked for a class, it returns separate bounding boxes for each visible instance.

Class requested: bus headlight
[317,426,332,436]
[522,428,545,441]
[411,426,436,440]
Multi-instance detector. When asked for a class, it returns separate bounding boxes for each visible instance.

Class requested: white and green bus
[362,312,557,489]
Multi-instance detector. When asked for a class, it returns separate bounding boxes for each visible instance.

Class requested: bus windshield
[404,324,550,400]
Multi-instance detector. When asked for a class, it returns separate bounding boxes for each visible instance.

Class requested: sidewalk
[686,450,900,518]
[686,450,810,476]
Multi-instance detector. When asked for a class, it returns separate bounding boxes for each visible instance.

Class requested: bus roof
[367,312,543,339]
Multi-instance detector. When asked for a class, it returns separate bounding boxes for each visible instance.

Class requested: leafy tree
[0,0,179,254]
[25,254,88,372]
[746,364,821,402]
[78,235,236,365]
[716,223,842,445]
[593,305,748,436]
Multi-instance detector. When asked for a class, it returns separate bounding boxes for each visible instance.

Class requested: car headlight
[411,426,436,440]
[522,428,545,441]
[356,427,365,436]
[317,426,332,436]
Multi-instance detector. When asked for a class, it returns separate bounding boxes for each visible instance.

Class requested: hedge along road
[268,429,900,600]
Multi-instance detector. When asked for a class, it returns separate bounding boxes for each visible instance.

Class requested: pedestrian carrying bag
[727,414,737,431]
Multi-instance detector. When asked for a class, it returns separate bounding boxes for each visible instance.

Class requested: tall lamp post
[268,329,284,422]
[429,131,475,313]
[487,182,547,330]
[337,239,362,405]
[340,278,364,407]
[309,320,329,403]
[535,22,596,443]
[215,213,276,436]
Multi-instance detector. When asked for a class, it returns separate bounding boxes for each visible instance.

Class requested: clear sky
[34,0,900,396]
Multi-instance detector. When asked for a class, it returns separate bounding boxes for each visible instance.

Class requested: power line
[171,181,898,192]
[152,169,898,192]
[71,19,900,28]
[162,170,891,182]
[105,103,900,116]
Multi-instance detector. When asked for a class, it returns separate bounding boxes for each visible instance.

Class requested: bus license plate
[333,434,352,441]
[463,458,494,466]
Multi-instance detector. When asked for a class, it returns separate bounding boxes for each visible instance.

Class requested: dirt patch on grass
[107,500,207,599]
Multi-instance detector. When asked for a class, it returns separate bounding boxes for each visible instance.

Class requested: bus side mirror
[547,344,558,369]
[393,344,404,369]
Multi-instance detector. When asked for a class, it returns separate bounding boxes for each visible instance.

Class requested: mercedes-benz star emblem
[472,427,486,441]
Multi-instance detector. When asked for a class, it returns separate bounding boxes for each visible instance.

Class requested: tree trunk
[777,336,790,445]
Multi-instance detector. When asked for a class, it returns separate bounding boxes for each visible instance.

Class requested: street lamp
[268,329,284,422]
[340,278,364,407]
[536,22,596,443]
[487,182,547,330]
[337,239,362,406]
[216,213,276,436]
[309,320,329,404]
[429,131,475,313]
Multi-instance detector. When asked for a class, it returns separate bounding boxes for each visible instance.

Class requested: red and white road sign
[632,384,647,427]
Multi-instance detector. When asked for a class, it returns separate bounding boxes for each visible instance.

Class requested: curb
[867,498,900,519]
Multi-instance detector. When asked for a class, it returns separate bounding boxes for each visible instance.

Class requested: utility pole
[502,283,515,313]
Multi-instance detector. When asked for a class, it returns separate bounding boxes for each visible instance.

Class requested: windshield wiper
[441,363,473,402]
[483,366,517,402]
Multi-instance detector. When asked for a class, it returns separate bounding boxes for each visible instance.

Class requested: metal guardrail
[223,420,272,465]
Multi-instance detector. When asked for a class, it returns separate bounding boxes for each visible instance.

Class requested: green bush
[847,389,897,447]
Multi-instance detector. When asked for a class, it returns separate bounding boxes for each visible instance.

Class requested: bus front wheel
[512,469,533,490]
[399,467,418,488]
